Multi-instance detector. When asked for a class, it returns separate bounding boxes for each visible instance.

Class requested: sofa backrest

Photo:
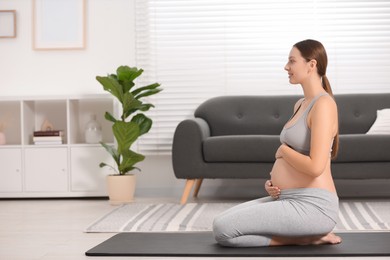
[195,95,298,136]
[336,93,390,134]
[195,93,390,136]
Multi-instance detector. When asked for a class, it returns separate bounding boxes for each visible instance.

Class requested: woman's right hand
[265,180,281,199]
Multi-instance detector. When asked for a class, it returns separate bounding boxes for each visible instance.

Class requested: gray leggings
[213,188,339,247]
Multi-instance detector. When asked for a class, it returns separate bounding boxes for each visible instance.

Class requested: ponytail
[322,75,333,96]
[322,75,339,159]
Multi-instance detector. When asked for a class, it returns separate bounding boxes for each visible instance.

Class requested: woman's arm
[276,96,338,177]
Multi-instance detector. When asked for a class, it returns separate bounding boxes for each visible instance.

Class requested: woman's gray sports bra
[280,93,329,155]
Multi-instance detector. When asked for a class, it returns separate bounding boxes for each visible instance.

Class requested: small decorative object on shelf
[41,119,54,131]
[33,129,64,145]
[85,114,102,144]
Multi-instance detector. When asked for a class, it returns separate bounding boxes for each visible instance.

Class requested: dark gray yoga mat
[86,232,390,257]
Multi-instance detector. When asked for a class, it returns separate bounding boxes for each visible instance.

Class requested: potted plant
[96,65,162,204]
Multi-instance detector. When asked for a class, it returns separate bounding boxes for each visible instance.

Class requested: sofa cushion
[203,135,280,162]
[366,108,390,135]
[195,96,297,136]
[335,93,390,134]
[334,134,390,162]
[203,134,390,163]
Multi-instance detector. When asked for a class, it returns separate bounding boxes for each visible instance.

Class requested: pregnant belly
[270,158,313,189]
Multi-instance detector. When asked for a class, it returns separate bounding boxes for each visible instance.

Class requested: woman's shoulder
[312,94,337,115]
[316,94,337,107]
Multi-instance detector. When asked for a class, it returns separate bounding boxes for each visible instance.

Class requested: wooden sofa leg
[180,179,195,204]
[193,179,203,198]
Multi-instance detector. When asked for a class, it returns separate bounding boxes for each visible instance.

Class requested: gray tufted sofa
[172,93,390,204]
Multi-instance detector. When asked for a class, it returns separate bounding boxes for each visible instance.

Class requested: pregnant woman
[213,39,341,247]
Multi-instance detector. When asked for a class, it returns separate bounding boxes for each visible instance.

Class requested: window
[135,0,390,154]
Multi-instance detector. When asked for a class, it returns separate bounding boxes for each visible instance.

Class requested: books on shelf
[33,130,64,145]
[33,130,64,136]
[33,141,63,145]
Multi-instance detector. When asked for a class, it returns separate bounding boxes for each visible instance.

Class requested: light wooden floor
[0,198,389,260]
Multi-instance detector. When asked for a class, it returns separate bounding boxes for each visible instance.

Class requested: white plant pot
[106,174,136,205]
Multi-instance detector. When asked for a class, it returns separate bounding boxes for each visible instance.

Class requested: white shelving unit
[0,95,117,198]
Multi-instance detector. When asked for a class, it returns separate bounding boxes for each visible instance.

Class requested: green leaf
[100,143,118,159]
[104,111,117,123]
[99,162,106,168]
[123,103,155,119]
[109,74,118,80]
[138,103,154,111]
[117,66,144,82]
[116,66,144,93]
[99,162,119,174]
[99,142,120,170]
[121,80,135,93]
[122,92,142,120]
[100,142,119,160]
[131,114,152,136]
[112,121,140,154]
[131,83,161,96]
[119,150,145,174]
[96,76,124,103]
[135,88,162,100]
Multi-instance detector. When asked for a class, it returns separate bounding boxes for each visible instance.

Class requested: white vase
[0,132,6,145]
[85,114,102,144]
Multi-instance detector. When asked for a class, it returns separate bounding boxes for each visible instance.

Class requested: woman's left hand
[265,180,281,199]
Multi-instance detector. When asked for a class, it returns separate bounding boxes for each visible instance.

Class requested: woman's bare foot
[270,233,342,246]
[312,233,342,245]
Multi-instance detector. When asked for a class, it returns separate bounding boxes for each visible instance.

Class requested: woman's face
[284,47,311,85]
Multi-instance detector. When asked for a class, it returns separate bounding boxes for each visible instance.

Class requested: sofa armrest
[172,118,210,179]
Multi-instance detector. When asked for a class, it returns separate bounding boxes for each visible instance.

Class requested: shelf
[0,145,22,149]
[69,98,115,144]
[0,101,22,145]
[0,95,116,197]
[23,99,67,145]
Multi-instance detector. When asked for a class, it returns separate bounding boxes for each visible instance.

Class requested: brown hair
[293,39,339,158]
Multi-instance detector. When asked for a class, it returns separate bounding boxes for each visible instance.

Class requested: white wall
[0,0,135,96]
[0,0,263,200]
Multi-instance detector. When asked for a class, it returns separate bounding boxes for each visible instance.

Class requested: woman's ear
[310,59,317,68]
[307,59,317,74]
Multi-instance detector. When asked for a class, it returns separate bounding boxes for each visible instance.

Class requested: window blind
[135,0,390,154]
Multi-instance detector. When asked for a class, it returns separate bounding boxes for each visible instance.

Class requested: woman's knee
[212,221,237,247]
[212,215,234,244]
[213,213,271,247]
[212,216,226,240]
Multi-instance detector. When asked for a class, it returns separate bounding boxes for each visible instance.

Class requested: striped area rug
[85,201,390,233]
[336,201,389,231]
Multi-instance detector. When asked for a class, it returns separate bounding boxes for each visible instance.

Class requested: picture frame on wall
[32,0,86,50]
[0,10,17,38]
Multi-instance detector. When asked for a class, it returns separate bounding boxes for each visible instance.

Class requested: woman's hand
[265,180,281,199]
